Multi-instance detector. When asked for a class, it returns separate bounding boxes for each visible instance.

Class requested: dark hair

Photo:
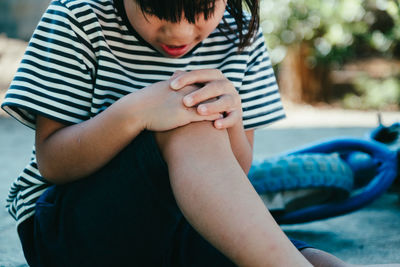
[134,0,260,50]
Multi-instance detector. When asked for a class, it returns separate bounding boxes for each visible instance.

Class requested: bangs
[134,0,217,23]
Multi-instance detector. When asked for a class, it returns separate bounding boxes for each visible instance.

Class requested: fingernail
[170,79,180,89]
[184,96,193,106]
[215,121,222,128]
[198,105,207,113]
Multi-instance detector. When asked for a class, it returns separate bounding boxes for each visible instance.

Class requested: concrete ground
[0,112,399,266]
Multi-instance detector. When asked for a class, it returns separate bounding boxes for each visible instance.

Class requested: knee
[154,121,231,163]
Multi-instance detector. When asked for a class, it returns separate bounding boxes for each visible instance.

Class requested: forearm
[36,92,145,183]
[36,81,219,184]
[227,121,253,174]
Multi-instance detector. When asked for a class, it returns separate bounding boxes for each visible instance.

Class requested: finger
[213,110,241,129]
[205,113,224,122]
[170,69,225,90]
[189,109,223,122]
[170,70,186,81]
[197,94,237,115]
[183,80,226,107]
[178,84,201,96]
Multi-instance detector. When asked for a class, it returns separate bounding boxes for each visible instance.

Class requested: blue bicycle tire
[249,153,354,195]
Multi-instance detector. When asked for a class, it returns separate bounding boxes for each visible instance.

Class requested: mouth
[160,44,190,57]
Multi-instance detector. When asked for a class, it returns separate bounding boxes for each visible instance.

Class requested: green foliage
[260,0,400,110]
[343,75,400,109]
[261,0,400,65]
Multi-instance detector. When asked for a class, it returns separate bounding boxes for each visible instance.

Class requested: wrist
[112,90,147,135]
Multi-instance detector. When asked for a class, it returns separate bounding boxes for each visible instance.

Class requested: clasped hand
[139,69,241,132]
[170,69,242,130]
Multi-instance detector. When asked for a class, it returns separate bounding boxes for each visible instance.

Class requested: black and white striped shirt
[2,0,285,225]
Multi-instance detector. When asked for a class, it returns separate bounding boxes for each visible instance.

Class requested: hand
[134,78,222,132]
[170,69,242,129]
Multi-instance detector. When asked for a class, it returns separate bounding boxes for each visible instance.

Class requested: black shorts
[18,131,312,267]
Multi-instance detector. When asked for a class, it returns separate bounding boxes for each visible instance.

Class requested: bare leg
[301,248,400,267]
[155,122,312,267]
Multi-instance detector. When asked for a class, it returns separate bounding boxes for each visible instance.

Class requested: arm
[35,93,143,183]
[36,81,221,184]
[227,125,254,174]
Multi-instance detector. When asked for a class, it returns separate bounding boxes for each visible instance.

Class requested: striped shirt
[1,0,285,225]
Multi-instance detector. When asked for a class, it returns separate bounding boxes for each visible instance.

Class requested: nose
[162,21,196,43]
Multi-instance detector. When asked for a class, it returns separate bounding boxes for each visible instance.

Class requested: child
[2,0,399,266]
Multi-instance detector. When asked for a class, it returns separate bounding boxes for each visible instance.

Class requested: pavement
[0,108,399,266]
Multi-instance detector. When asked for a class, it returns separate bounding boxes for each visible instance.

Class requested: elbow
[36,143,75,184]
[36,157,68,185]
[36,162,58,184]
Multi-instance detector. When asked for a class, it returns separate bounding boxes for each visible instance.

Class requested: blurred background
[0,0,49,105]
[1,0,399,114]
[262,0,400,111]
[0,1,399,266]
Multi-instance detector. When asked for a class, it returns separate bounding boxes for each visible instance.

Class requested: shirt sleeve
[239,28,286,130]
[1,0,96,129]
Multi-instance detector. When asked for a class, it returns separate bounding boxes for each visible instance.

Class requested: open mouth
[160,44,190,57]
[167,45,186,49]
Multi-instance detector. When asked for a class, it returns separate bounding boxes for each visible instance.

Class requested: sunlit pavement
[1,117,399,266]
